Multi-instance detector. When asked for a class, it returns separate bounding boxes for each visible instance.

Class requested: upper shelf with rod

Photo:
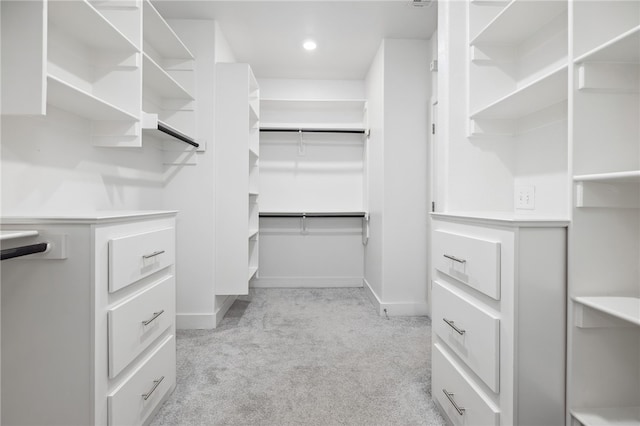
[260,98,368,135]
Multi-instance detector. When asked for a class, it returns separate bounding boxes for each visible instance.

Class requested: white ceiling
[153,1,438,80]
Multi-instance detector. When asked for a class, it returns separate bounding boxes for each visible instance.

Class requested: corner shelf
[574,296,640,328]
[48,0,138,53]
[47,75,138,121]
[572,407,640,426]
[470,0,567,46]
[470,65,568,120]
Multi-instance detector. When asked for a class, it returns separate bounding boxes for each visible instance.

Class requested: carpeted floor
[150,288,445,426]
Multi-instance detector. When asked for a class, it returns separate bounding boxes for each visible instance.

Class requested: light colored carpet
[151,288,445,426]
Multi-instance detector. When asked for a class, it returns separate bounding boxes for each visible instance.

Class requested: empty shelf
[143,53,193,100]
[49,0,137,53]
[471,0,567,45]
[572,406,640,426]
[574,171,640,183]
[260,98,367,111]
[575,26,640,64]
[47,75,138,121]
[470,65,568,119]
[574,296,640,327]
[143,0,194,59]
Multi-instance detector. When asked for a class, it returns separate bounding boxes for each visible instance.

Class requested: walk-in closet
[1,1,638,425]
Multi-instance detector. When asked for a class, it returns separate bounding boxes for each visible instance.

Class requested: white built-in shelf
[574,296,640,327]
[49,0,138,53]
[248,229,259,239]
[470,65,568,119]
[0,230,39,241]
[248,266,258,281]
[47,75,138,121]
[470,0,567,46]
[574,171,640,184]
[249,191,259,196]
[260,123,367,133]
[260,98,367,111]
[143,54,193,100]
[572,406,640,426]
[142,0,194,59]
[575,26,640,64]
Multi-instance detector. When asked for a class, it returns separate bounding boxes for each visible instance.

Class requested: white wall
[160,20,224,329]
[1,109,164,213]
[364,38,431,316]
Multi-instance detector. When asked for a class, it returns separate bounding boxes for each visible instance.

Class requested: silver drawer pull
[443,318,466,335]
[142,376,165,401]
[142,310,165,326]
[443,254,466,263]
[442,389,465,415]
[143,250,165,259]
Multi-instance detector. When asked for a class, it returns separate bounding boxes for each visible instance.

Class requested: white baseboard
[363,278,429,317]
[363,278,382,312]
[176,313,216,330]
[176,295,238,329]
[215,295,237,326]
[251,276,363,288]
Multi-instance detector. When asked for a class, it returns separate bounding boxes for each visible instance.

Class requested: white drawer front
[108,335,176,426]
[109,227,175,293]
[433,230,501,300]
[108,276,175,378]
[433,343,500,426]
[433,281,500,392]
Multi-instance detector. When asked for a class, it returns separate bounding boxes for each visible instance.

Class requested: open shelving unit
[568,2,640,425]
[141,0,197,150]
[463,0,570,217]
[215,63,260,296]
[46,0,141,147]
[2,0,200,150]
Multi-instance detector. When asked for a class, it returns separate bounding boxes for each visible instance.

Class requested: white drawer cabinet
[433,230,501,300]
[108,275,175,378]
[432,281,500,392]
[431,213,567,426]
[1,212,177,426]
[433,342,500,426]
[109,227,175,293]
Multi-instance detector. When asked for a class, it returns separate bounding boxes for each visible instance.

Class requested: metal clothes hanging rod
[260,212,367,218]
[260,128,367,135]
[1,242,49,261]
[157,122,200,148]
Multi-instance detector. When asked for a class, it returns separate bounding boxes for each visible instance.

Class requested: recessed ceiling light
[303,40,317,51]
